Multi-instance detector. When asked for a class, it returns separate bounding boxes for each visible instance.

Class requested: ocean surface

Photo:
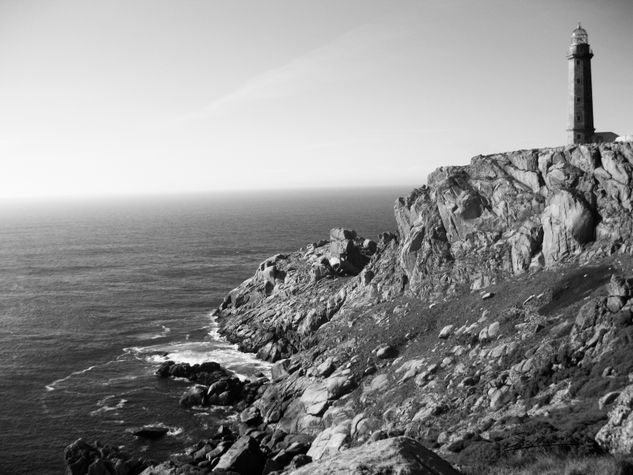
[0,187,408,474]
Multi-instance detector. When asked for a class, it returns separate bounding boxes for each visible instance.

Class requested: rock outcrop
[285,436,461,474]
[395,143,633,297]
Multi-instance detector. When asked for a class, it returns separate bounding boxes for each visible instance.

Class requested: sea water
[0,187,408,474]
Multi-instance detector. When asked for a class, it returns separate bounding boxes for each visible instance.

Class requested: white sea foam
[45,364,100,391]
[90,397,127,416]
[125,312,272,378]
[167,427,183,437]
[135,325,172,341]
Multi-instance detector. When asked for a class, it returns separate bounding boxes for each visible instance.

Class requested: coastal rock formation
[64,438,149,475]
[216,228,377,362]
[218,143,633,364]
[156,360,267,409]
[67,142,633,474]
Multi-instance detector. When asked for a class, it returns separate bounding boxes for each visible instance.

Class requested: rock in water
[133,425,169,439]
[287,436,461,474]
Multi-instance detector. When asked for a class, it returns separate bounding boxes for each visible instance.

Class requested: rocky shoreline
[66,142,633,474]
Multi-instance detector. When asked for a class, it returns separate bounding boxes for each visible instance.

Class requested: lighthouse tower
[567,23,595,144]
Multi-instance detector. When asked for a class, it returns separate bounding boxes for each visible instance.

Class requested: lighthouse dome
[571,23,588,45]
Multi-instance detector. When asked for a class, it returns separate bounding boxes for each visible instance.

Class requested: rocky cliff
[68,142,633,475]
[218,142,633,363]
[395,143,633,298]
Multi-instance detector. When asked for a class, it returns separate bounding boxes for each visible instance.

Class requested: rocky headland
[67,142,633,474]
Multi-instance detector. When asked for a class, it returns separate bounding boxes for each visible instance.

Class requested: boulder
[306,422,351,461]
[214,435,266,474]
[438,325,454,339]
[132,425,169,439]
[301,383,330,417]
[330,228,357,241]
[375,344,398,359]
[288,436,461,474]
[487,321,500,339]
[206,376,244,405]
[541,190,595,265]
[315,357,335,378]
[179,385,207,408]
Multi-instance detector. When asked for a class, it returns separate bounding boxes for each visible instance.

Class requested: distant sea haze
[0,187,408,474]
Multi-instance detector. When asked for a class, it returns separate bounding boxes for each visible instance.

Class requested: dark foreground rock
[64,438,150,475]
[157,360,268,409]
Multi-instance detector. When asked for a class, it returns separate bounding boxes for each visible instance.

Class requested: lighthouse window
[576,79,581,84]
[577,115,581,121]
[576,60,580,65]
[576,97,580,102]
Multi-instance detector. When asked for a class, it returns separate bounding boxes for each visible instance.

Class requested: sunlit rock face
[395,142,633,297]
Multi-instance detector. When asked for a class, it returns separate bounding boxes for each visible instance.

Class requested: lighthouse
[567,23,595,145]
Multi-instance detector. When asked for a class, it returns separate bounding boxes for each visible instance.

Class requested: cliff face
[395,142,633,297]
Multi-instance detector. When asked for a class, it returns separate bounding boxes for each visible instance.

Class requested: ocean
[0,187,408,474]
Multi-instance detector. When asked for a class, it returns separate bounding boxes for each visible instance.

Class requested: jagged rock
[288,436,461,474]
[156,360,234,386]
[65,439,149,475]
[489,386,513,410]
[439,325,454,339]
[375,344,398,359]
[330,228,357,241]
[596,385,633,454]
[359,268,375,285]
[65,439,100,475]
[392,144,633,296]
[214,436,265,474]
[608,274,633,299]
[599,391,621,410]
[314,357,335,378]
[271,359,290,382]
[206,376,244,405]
[179,385,207,408]
[306,421,351,461]
[286,454,312,471]
[240,406,261,426]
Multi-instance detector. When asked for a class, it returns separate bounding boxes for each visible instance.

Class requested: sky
[0,0,632,200]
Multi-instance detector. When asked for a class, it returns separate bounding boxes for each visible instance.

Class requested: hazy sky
[1,0,632,199]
